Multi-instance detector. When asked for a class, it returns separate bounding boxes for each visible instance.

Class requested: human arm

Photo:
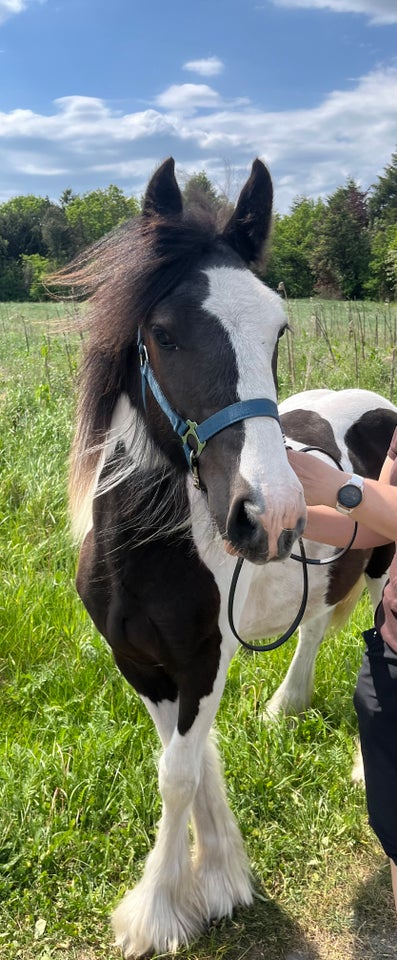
[287,449,397,548]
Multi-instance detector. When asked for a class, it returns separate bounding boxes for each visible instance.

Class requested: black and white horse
[252,388,396,718]
[65,158,396,957]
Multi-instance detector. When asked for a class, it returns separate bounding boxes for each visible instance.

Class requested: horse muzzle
[225,492,306,564]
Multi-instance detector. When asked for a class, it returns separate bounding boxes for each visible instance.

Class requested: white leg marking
[191,733,252,919]
[141,695,179,747]
[112,699,205,956]
[113,642,239,957]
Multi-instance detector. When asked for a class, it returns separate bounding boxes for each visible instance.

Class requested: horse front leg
[112,640,234,958]
[142,698,252,925]
[191,733,252,920]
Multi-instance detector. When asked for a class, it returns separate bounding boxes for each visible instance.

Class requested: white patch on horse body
[203,266,306,553]
[237,542,331,639]
[280,388,397,469]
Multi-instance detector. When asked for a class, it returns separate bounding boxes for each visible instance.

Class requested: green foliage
[368,149,397,226]
[0,151,396,304]
[0,186,140,300]
[385,227,397,296]
[21,254,52,300]
[0,259,25,301]
[310,180,371,300]
[0,194,50,260]
[365,222,397,300]
[266,198,325,297]
[64,184,139,248]
[41,204,76,263]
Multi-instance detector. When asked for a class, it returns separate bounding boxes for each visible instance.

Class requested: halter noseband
[138,329,281,487]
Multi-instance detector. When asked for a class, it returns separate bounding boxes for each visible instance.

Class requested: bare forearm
[349,476,397,542]
[304,505,391,549]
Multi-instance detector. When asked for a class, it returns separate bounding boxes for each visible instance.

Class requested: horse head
[134,158,306,563]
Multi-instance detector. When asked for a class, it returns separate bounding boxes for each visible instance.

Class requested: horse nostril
[226,495,262,548]
[277,528,298,559]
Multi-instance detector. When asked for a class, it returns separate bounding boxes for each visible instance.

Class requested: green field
[1,300,396,960]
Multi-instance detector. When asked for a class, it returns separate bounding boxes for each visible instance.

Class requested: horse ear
[143,158,183,218]
[222,159,273,265]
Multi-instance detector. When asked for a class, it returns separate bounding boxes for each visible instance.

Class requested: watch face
[338,483,362,508]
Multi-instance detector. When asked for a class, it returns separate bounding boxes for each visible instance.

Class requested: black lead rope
[290,521,358,565]
[227,443,358,653]
[228,537,309,653]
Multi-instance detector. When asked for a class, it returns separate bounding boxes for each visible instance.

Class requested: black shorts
[353,627,397,864]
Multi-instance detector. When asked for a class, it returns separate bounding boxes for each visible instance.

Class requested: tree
[0,260,25,301]
[0,195,53,300]
[365,222,397,300]
[0,195,50,260]
[369,150,397,226]
[64,185,140,249]
[59,187,77,208]
[41,204,76,264]
[311,180,370,299]
[21,253,51,300]
[265,197,325,297]
[182,171,224,214]
[365,150,397,300]
[385,229,397,297]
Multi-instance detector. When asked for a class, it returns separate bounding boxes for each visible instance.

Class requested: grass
[1,300,396,960]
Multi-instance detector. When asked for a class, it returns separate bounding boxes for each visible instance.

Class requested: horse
[63,157,396,957]
[242,388,397,719]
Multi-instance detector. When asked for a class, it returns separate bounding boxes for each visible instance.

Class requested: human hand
[287,449,345,508]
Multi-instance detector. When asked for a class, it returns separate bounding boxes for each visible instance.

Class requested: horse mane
[54,202,223,535]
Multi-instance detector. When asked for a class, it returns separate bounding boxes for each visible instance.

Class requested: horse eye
[152,326,177,350]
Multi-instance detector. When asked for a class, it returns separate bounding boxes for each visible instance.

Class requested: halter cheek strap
[137,329,281,485]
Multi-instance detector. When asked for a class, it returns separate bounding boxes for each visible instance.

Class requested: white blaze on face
[203,266,306,556]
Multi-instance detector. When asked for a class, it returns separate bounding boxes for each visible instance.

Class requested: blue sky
[0,0,396,213]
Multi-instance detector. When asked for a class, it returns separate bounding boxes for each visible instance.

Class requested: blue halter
[137,329,281,486]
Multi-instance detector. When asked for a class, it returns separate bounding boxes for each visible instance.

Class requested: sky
[0,0,396,214]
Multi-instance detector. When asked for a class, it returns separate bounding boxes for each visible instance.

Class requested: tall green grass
[1,301,396,960]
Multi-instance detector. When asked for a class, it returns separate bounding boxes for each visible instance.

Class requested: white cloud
[0,66,396,212]
[0,0,45,26]
[155,83,222,112]
[183,66,397,210]
[183,56,224,77]
[269,0,397,25]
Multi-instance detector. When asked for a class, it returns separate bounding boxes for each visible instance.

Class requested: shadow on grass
[351,861,397,960]
[159,890,321,960]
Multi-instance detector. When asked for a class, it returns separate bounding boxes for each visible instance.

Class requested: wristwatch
[336,474,365,515]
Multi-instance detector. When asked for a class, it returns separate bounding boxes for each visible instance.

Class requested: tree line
[0,151,396,301]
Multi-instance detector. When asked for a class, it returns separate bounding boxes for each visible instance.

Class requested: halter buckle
[181,420,206,457]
